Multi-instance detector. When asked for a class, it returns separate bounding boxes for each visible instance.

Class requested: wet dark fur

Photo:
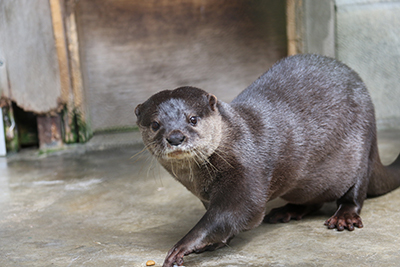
[135,54,400,267]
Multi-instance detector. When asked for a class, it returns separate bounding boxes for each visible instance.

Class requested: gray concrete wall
[75,0,287,132]
[336,0,400,129]
[304,0,336,57]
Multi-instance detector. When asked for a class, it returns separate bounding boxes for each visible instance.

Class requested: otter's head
[135,87,222,162]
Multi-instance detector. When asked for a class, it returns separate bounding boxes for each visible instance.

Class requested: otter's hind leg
[324,144,371,231]
[264,203,323,223]
[324,184,366,231]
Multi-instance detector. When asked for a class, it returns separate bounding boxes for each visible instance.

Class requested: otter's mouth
[166,149,192,159]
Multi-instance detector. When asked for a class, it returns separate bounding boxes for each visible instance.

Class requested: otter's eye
[189,116,198,126]
[151,121,160,132]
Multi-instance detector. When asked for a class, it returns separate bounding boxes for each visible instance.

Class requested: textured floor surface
[0,129,399,267]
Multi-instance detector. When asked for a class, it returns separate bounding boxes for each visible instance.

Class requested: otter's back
[234,54,370,109]
[232,54,374,134]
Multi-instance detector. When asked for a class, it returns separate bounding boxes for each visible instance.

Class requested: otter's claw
[163,245,186,267]
[324,204,363,231]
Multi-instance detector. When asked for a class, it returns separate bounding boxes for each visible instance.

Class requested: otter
[135,54,400,267]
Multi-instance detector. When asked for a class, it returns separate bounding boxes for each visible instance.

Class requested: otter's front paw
[163,241,194,267]
[324,210,363,231]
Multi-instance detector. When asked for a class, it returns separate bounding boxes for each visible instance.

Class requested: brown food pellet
[146,260,155,266]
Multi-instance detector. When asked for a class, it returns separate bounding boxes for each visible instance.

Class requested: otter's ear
[135,104,141,117]
[208,94,218,111]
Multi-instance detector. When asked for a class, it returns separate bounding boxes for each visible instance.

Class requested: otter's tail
[367,150,400,198]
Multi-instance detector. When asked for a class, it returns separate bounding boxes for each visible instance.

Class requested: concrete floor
[1,130,400,267]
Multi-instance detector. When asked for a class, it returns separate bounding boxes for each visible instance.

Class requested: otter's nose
[166,131,186,146]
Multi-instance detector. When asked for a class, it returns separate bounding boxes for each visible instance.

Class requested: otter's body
[135,54,400,267]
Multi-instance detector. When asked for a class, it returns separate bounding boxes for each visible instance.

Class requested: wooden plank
[64,0,91,142]
[49,0,78,144]
[286,0,304,55]
[37,115,63,149]
[49,0,72,104]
